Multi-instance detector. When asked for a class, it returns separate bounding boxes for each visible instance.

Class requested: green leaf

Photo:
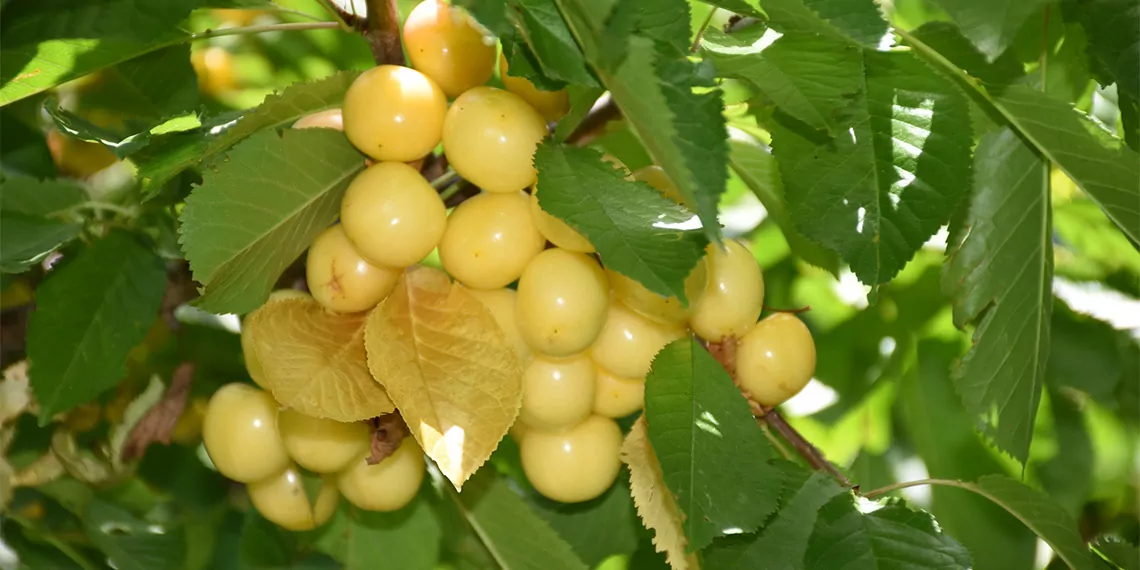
[901,26,1140,246]
[899,340,1038,570]
[533,144,708,302]
[702,29,862,134]
[83,499,187,570]
[531,477,640,566]
[1,110,57,178]
[602,0,693,61]
[179,128,365,315]
[72,45,199,122]
[447,469,588,570]
[771,47,973,285]
[0,215,81,273]
[805,497,973,569]
[1096,537,1139,570]
[1047,301,1129,404]
[643,337,782,550]
[701,470,850,569]
[988,85,1140,247]
[137,72,359,194]
[942,127,1052,463]
[44,99,153,159]
[1054,196,1140,283]
[27,232,166,422]
[0,0,197,105]
[1037,389,1093,515]
[555,1,728,242]
[727,130,841,275]
[314,500,442,570]
[1071,0,1137,99]
[801,0,889,47]
[908,22,1025,86]
[931,0,1050,60]
[934,476,1104,570]
[511,0,599,86]
[0,176,86,217]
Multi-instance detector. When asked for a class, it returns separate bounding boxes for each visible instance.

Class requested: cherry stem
[763,304,812,315]
[363,0,405,66]
[706,338,851,489]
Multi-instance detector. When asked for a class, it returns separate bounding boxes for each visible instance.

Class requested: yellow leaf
[623,417,700,570]
[365,266,523,490]
[244,296,394,421]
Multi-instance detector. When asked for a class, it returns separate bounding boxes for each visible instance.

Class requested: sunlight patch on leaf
[365,267,523,490]
[621,417,696,570]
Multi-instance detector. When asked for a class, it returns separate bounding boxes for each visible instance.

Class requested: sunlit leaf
[365,267,523,490]
[621,417,696,570]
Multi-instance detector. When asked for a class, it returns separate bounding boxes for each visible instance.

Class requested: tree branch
[363,0,405,66]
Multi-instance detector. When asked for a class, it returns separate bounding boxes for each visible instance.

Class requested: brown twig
[705,337,852,489]
[566,96,621,146]
[363,0,405,66]
[761,407,852,488]
[763,304,812,315]
[120,362,195,461]
[367,412,410,464]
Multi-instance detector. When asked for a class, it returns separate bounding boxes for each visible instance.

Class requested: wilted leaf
[621,417,696,570]
[117,363,195,464]
[0,361,31,423]
[51,429,113,484]
[365,267,523,490]
[244,296,394,422]
[108,374,166,471]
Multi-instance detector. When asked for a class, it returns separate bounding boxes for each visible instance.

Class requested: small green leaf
[448,468,588,570]
[179,128,366,315]
[83,499,187,570]
[512,0,599,86]
[931,0,1050,60]
[805,497,973,569]
[702,470,850,569]
[644,337,782,550]
[314,500,443,570]
[943,127,1052,463]
[726,130,840,275]
[908,22,1025,86]
[27,232,166,422]
[533,144,708,303]
[1072,0,1138,100]
[44,99,153,158]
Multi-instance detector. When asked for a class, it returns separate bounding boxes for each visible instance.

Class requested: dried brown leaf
[245,296,394,421]
[120,363,195,462]
[622,417,699,570]
[367,412,409,465]
[364,267,523,490]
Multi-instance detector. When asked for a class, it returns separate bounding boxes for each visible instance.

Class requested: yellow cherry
[589,303,686,380]
[293,108,344,130]
[690,240,765,341]
[403,0,496,98]
[520,415,622,503]
[519,354,596,431]
[439,192,546,289]
[343,65,448,162]
[248,465,339,531]
[592,365,644,418]
[499,53,570,122]
[442,86,548,194]
[516,249,609,357]
[337,437,425,512]
[306,225,401,313]
[277,408,372,474]
[530,190,593,253]
[202,383,290,483]
[736,313,816,407]
[340,162,447,268]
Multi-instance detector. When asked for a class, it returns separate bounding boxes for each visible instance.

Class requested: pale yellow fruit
[293,109,343,130]
[520,415,622,503]
[337,437,425,512]
[404,0,496,98]
[247,465,339,531]
[343,65,447,162]
[499,53,570,122]
[340,162,447,268]
[202,383,289,482]
[519,354,595,430]
[589,303,686,380]
[690,240,765,341]
[593,365,645,418]
[516,249,609,357]
[631,165,685,203]
[439,192,546,289]
[607,261,706,326]
[306,225,401,313]
[736,313,816,407]
[442,86,548,194]
[465,287,532,363]
[529,191,593,253]
[278,408,371,474]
